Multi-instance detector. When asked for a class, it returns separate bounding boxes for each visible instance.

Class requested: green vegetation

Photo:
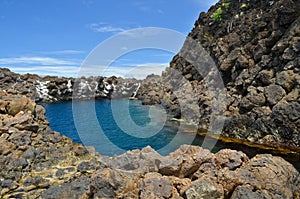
[223,0,231,9]
[212,7,223,21]
[212,0,231,21]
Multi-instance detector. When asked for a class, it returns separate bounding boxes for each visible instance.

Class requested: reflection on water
[42,99,300,171]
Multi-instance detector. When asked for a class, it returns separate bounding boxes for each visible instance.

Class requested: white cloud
[0,55,168,79]
[0,56,82,77]
[74,62,168,79]
[121,47,129,51]
[118,28,165,38]
[8,66,80,77]
[89,23,126,33]
[102,62,168,79]
[40,50,85,55]
[0,56,78,65]
[133,1,150,12]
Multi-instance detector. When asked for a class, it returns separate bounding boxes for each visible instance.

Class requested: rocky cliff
[0,68,140,102]
[1,0,300,198]
[0,93,299,198]
[138,0,300,149]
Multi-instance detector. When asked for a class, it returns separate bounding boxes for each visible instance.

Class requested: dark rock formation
[138,0,300,149]
[0,68,140,102]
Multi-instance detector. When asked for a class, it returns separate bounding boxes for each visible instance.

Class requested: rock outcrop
[138,0,300,149]
[0,93,299,198]
[0,93,101,198]
[0,68,140,102]
[1,0,300,197]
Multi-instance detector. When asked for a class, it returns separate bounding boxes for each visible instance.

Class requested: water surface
[42,99,300,171]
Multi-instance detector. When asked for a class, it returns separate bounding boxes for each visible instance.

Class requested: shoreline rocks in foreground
[0,93,299,198]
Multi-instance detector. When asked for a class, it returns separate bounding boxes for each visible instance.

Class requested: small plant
[223,0,231,9]
[212,7,223,21]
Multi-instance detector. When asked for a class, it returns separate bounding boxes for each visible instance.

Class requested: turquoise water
[42,99,300,170]
[43,99,201,155]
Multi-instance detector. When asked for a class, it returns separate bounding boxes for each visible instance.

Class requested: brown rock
[242,154,300,199]
[9,130,31,147]
[220,48,241,72]
[257,70,274,86]
[230,186,272,199]
[276,70,296,92]
[284,88,299,102]
[264,84,286,106]
[215,149,249,170]
[170,176,192,196]
[7,97,35,116]
[0,140,16,155]
[140,173,173,199]
[272,101,300,121]
[183,179,224,199]
[89,168,138,198]
[104,146,162,174]
[0,99,8,114]
[159,145,212,178]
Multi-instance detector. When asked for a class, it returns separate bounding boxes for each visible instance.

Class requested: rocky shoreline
[0,68,141,103]
[1,0,300,198]
[138,0,300,150]
[0,93,299,198]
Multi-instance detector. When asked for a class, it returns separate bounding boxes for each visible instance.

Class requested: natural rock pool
[42,99,300,171]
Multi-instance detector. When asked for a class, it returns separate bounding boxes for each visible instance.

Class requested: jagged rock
[0,93,102,198]
[159,145,212,178]
[104,146,162,174]
[230,186,272,199]
[0,68,141,103]
[9,130,31,147]
[41,176,89,199]
[0,140,16,155]
[77,161,95,173]
[23,176,49,188]
[214,149,248,170]
[88,168,138,198]
[183,179,224,199]
[257,70,274,86]
[7,97,35,116]
[140,172,173,199]
[264,84,286,106]
[242,154,300,198]
[240,87,266,112]
[272,101,300,121]
[137,0,300,149]
[276,70,296,92]
[0,97,299,199]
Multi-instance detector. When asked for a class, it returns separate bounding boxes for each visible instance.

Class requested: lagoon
[42,99,300,170]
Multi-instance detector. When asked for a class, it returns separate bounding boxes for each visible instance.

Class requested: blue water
[42,99,200,156]
[42,99,300,171]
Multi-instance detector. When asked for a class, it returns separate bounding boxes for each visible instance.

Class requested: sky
[0,0,218,79]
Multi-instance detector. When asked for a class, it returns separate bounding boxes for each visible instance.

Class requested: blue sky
[0,0,218,78]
